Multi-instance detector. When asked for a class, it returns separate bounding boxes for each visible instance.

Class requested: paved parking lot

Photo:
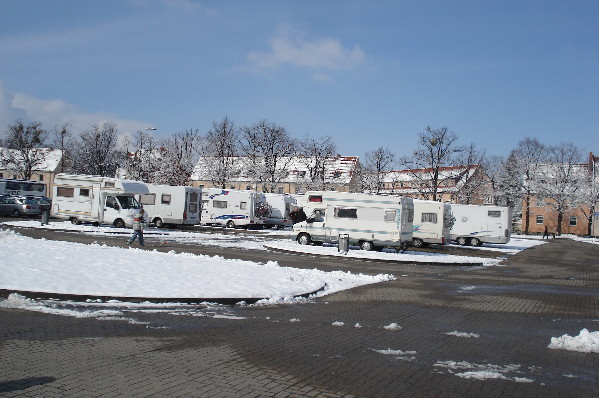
[1,224,598,397]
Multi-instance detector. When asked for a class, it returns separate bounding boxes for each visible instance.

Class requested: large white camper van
[138,184,202,227]
[411,199,453,247]
[52,174,148,228]
[293,191,414,251]
[262,193,296,228]
[201,188,267,228]
[450,204,512,246]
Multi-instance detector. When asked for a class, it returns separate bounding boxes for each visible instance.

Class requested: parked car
[23,196,51,212]
[0,196,42,217]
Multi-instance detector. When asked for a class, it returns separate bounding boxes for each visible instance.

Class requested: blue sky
[1,0,597,160]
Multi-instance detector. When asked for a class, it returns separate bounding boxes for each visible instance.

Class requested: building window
[536,215,544,224]
[39,175,44,181]
[277,186,284,194]
[569,216,577,226]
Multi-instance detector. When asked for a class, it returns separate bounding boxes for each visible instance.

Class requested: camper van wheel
[70,217,81,225]
[360,241,375,251]
[470,238,482,246]
[297,233,312,245]
[114,219,126,229]
[456,237,467,246]
[412,238,425,248]
[226,220,236,229]
[154,218,164,228]
[91,222,100,227]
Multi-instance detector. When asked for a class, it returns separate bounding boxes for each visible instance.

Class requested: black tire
[154,218,164,228]
[13,210,21,218]
[456,237,468,246]
[412,238,425,248]
[226,220,235,229]
[114,219,126,229]
[470,238,482,246]
[360,241,375,251]
[71,217,81,225]
[91,222,100,227]
[297,233,311,245]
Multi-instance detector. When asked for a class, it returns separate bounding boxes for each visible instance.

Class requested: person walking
[543,226,549,239]
[127,208,147,247]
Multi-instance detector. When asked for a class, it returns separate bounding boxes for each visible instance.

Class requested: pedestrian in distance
[127,208,147,247]
[290,206,307,224]
[543,226,549,239]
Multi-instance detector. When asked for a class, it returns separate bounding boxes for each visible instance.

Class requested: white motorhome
[262,193,296,228]
[201,188,267,228]
[450,204,512,246]
[51,174,148,228]
[138,184,202,227]
[411,199,453,247]
[293,191,414,251]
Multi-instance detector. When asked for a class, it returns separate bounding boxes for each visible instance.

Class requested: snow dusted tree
[1,120,50,180]
[51,124,73,173]
[71,122,121,177]
[510,138,549,234]
[239,120,296,192]
[453,143,487,204]
[157,129,202,186]
[201,117,239,188]
[297,136,337,191]
[362,146,396,193]
[531,142,583,235]
[122,130,161,183]
[398,126,463,201]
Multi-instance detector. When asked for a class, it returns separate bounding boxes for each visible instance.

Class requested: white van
[201,188,267,228]
[450,204,512,246]
[262,193,296,228]
[51,174,148,228]
[293,191,414,251]
[411,199,453,247]
[138,184,202,227]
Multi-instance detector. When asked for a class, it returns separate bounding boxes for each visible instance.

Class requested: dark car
[0,196,42,217]
[24,196,51,212]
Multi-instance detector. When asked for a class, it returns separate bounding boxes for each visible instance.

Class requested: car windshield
[117,196,141,210]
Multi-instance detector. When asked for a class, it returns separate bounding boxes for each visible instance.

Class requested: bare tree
[510,138,549,234]
[71,122,121,177]
[201,117,239,188]
[453,143,487,204]
[532,142,583,235]
[239,120,296,192]
[122,130,161,183]
[51,124,73,173]
[399,126,462,201]
[157,129,202,186]
[362,146,396,193]
[297,136,337,191]
[1,120,50,179]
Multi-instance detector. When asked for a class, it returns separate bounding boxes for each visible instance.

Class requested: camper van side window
[79,188,90,197]
[57,187,74,197]
[104,182,115,188]
[213,200,227,209]
[334,207,357,219]
[384,210,396,222]
[488,210,501,218]
[140,194,156,206]
[240,201,247,210]
[421,213,438,223]
[161,194,171,205]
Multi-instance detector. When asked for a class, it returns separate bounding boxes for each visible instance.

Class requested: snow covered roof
[191,155,359,184]
[0,147,63,172]
[377,165,481,193]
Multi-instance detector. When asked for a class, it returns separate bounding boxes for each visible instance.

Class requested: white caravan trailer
[201,188,267,228]
[51,174,148,228]
[262,193,296,228]
[411,199,453,247]
[293,191,414,251]
[138,184,202,227]
[450,204,512,246]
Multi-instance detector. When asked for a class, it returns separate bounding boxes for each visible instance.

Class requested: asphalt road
[1,220,598,397]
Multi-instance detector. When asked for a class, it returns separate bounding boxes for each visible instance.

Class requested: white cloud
[247,25,365,78]
[0,81,151,138]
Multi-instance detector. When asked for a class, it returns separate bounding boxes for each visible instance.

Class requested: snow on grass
[0,229,394,301]
[434,361,534,382]
[548,329,599,353]
[446,331,480,338]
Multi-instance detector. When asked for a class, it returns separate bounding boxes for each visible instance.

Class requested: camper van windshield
[117,196,141,210]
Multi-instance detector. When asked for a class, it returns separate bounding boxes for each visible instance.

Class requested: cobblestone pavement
[0,224,598,397]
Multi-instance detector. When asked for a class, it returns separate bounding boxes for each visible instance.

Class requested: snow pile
[446,331,480,338]
[548,329,599,353]
[383,322,402,331]
[434,361,534,382]
[0,229,394,301]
